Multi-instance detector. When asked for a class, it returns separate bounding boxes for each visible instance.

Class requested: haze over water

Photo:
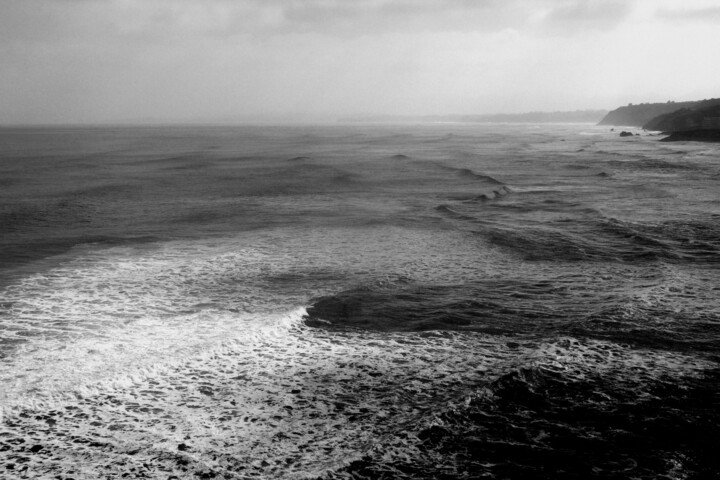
[1,124,719,478]
[2,0,720,124]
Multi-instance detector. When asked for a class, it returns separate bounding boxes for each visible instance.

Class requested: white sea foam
[0,224,504,411]
[1,308,712,479]
[0,240,284,408]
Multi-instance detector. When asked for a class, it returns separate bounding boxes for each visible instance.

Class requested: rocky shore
[660,130,720,142]
[601,98,720,142]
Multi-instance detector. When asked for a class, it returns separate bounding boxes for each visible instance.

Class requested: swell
[444,166,505,185]
[304,280,567,334]
[471,214,720,264]
[599,216,720,263]
[0,235,161,273]
[606,157,698,171]
[570,303,720,353]
[415,160,505,186]
[304,266,720,356]
[0,191,165,274]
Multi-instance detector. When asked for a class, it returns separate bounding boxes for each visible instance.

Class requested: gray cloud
[538,0,636,34]
[277,0,518,35]
[0,0,638,46]
[0,0,533,42]
[274,0,638,36]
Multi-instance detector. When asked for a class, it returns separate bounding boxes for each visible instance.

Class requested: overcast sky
[1,0,719,124]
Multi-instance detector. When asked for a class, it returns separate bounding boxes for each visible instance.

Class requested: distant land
[598,98,720,127]
[598,97,720,142]
[339,110,608,124]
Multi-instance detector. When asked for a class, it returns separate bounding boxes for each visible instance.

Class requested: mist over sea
[1,124,719,479]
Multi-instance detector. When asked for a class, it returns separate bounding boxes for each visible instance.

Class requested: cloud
[0,0,550,44]
[536,0,636,34]
[0,0,639,46]
[1,0,718,123]
[276,0,520,35]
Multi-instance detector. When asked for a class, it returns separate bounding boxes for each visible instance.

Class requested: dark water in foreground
[1,124,719,479]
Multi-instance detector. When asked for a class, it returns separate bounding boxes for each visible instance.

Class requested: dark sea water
[1,124,719,479]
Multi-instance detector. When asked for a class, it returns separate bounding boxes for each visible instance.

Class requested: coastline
[660,130,720,142]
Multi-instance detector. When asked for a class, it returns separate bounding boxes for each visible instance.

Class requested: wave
[571,304,720,354]
[303,278,582,335]
[469,213,720,265]
[455,168,504,184]
[465,185,512,202]
[304,285,500,332]
[0,234,161,272]
[0,304,521,479]
[304,255,720,362]
[597,217,720,264]
[417,366,720,479]
[482,224,616,262]
[328,337,719,479]
[121,153,206,167]
[607,157,697,171]
[0,307,307,415]
[434,186,511,224]
[66,183,140,199]
[433,204,478,221]
[431,163,504,185]
[2,123,718,479]
[15,299,713,480]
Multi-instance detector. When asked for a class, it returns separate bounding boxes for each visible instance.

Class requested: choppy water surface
[1,124,719,479]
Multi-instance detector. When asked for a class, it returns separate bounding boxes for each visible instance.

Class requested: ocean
[0,124,719,479]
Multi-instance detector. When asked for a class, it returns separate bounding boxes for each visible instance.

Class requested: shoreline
[660,129,720,142]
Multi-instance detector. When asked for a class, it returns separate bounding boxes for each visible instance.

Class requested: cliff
[598,100,702,127]
[643,101,720,131]
[642,102,720,142]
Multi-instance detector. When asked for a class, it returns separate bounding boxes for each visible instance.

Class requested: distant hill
[599,99,720,127]
[340,110,607,124]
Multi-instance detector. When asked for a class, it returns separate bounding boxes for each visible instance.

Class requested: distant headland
[598,100,708,127]
[598,98,720,142]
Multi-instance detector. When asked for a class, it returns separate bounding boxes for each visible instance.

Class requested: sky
[1,0,719,124]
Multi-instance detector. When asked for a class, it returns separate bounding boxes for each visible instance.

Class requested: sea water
[0,124,719,479]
